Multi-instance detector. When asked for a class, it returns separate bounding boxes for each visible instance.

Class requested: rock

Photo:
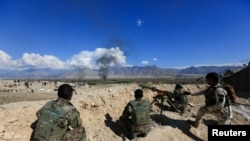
[3,131,14,140]
[0,124,5,133]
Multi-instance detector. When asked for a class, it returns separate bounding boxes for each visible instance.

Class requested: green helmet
[175,83,183,90]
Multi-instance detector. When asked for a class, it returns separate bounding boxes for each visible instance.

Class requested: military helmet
[175,83,183,90]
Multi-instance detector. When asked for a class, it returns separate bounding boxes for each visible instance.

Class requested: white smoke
[0,47,127,70]
[68,47,126,69]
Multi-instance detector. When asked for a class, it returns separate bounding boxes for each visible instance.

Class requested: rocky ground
[0,83,249,141]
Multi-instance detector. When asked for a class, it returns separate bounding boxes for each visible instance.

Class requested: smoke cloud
[0,48,127,71]
[96,54,119,81]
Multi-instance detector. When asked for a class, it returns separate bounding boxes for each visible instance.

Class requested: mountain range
[0,65,244,79]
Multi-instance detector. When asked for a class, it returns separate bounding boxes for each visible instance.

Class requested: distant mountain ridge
[179,66,243,74]
[0,65,244,79]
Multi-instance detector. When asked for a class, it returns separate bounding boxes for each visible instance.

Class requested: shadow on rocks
[29,119,38,141]
[104,113,123,137]
[202,119,217,126]
[151,114,204,141]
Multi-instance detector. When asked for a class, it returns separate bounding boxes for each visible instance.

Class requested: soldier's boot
[187,120,199,128]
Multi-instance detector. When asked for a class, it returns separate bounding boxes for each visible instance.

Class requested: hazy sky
[0,0,249,70]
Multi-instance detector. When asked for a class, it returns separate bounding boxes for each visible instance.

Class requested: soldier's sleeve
[147,100,152,111]
[66,108,83,128]
[191,89,206,96]
[121,103,132,119]
[206,87,226,112]
[36,104,47,118]
[167,92,174,98]
[36,108,42,118]
[36,100,54,118]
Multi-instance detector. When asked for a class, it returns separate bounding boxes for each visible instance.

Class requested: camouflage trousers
[167,100,187,113]
[196,106,231,125]
[131,124,151,135]
[175,103,187,114]
[62,126,86,141]
[119,118,151,139]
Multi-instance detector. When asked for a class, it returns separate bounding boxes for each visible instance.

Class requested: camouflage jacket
[121,99,152,126]
[204,84,228,111]
[168,89,188,105]
[33,97,83,141]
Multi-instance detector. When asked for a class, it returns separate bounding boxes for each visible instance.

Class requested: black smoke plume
[96,54,119,81]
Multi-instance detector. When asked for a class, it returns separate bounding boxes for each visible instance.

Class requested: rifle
[138,83,180,114]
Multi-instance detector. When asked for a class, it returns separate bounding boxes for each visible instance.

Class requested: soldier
[31,84,86,141]
[187,72,233,128]
[167,83,189,115]
[140,83,190,115]
[119,89,152,140]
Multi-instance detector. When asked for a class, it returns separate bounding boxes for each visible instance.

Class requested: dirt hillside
[0,83,249,141]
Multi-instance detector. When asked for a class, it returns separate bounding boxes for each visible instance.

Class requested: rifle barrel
[139,84,168,95]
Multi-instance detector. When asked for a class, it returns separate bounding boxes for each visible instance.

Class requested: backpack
[213,84,237,107]
[129,100,151,126]
[223,84,237,104]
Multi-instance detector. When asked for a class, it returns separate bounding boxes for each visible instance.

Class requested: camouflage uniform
[167,86,188,114]
[190,84,232,126]
[119,99,152,139]
[32,98,86,141]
